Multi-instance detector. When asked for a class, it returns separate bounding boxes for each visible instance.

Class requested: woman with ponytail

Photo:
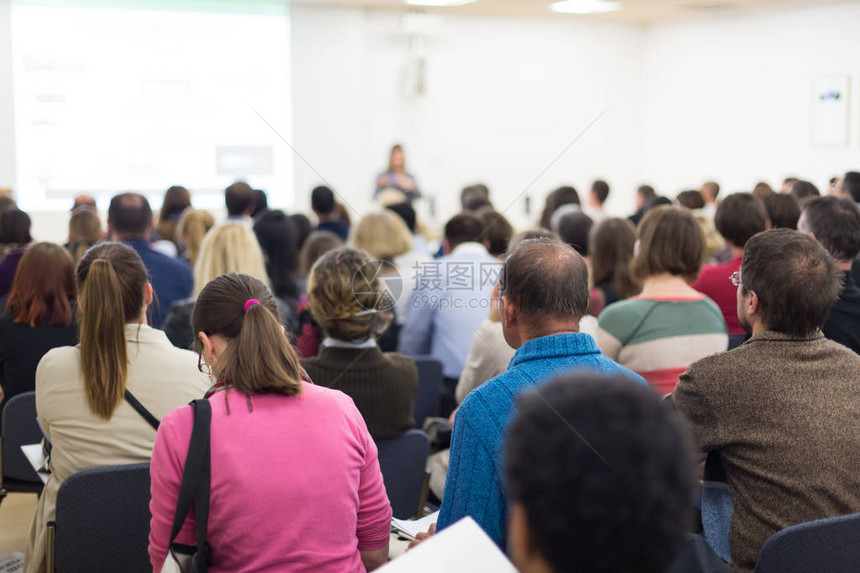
[24,243,210,573]
[149,273,392,572]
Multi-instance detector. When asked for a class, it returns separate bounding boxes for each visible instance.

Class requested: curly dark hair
[506,373,696,573]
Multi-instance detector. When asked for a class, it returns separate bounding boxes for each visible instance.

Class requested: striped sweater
[596,295,728,394]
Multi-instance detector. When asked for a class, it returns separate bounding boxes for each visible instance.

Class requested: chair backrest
[755,512,860,573]
[1,391,43,482]
[53,463,152,573]
[411,356,443,428]
[376,429,430,520]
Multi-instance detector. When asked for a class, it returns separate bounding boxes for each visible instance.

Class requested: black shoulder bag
[163,399,212,573]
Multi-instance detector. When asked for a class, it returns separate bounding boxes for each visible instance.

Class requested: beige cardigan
[24,325,210,573]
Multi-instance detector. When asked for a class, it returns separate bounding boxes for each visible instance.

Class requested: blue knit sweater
[436,332,648,546]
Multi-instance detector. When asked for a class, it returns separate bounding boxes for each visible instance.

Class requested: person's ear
[746,289,761,318]
[198,331,218,367]
[507,503,538,572]
[143,282,154,307]
[442,240,452,255]
[502,295,517,327]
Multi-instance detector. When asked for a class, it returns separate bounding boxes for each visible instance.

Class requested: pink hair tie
[244,299,261,312]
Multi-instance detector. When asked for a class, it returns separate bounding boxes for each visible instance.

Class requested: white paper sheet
[20,444,50,484]
[391,510,440,539]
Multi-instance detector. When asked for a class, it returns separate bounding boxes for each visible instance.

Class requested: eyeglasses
[730,271,742,287]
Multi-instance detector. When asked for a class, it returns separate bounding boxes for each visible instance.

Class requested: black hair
[253,209,300,300]
[386,202,417,233]
[444,213,484,249]
[500,238,589,320]
[479,210,513,257]
[802,196,860,262]
[289,213,313,254]
[311,186,336,215]
[506,373,695,573]
[790,180,820,202]
[251,189,269,218]
[715,193,768,248]
[225,181,255,217]
[107,193,152,238]
[763,194,800,230]
[0,208,32,245]
[741,229,842,337]
[592,180,610,204]
[841,171,860,202]
[556,211,594,256]
[676,190,705,210]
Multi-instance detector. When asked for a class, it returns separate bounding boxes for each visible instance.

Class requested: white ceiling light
[405,0,476,6]
[550,0,622,14]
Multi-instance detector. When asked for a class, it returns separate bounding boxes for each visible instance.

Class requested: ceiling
[290,0,856,24]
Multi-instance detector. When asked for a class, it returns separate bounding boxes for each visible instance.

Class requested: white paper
[391,510,440,539]
[20,444,50,484]
[379,517,517,573]
[0,552,24,572]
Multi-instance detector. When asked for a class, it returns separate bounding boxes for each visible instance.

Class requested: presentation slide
[10,0,293,212]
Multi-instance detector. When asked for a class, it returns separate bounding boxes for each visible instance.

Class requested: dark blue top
[823,270,860,354]
[436,332,647,547]
[316,221,349,242]
[123,239,192,329]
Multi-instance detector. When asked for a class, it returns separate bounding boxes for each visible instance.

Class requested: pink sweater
[149,383,392,573]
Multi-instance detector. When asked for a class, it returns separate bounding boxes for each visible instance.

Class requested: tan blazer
[25,324,210,573]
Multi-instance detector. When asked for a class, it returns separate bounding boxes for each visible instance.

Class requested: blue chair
[47,463,152,573]
[411,356,443,428]
[1,391,44,499]
[376,429,430,519]
[755,512,860,573]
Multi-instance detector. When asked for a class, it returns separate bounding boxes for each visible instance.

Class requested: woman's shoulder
[380,351,419,377]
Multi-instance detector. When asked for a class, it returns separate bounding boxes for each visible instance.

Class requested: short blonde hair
[352,211,412,262]
[177,209,215,268]
[194,223,269,296]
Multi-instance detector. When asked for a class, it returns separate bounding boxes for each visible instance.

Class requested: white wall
[641,2,860,196]
[290,8,646,231]
[3,1,860,241]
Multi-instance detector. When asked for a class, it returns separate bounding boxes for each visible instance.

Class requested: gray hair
[500,238,589,320]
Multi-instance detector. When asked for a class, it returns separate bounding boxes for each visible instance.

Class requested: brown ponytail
[76,243,148,419]
[192,273,302,397]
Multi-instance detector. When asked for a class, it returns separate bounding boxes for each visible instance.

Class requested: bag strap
[168,399,211,572]
[124,389,160,431]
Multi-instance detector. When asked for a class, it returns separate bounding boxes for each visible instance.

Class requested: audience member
[25,243,208,573]
[163,223,295,348]
[789,180,820,203]
[799,196,860,353]
[596,207,727,394]
[0,243,78,419]
[149,273,391,572]
[253,209,300,302]
[700,181,720,216]
[478,209,513,259]
[312,185,350,241]
[106,193,192,328]
[375,143,420,202]
[762,192,800,229]
[826,176,840,196]
[71,194,96,210]
[673,228,860,573]
[506,373,696,573]
[588,218,639,316]
[0,208,33,298]
[66,206,103,263]
[295,230,345,357]
[289,213,313,255]
[692,193,768,349]
[539,186,580,230]
[175,208,214,269]
[156,185,191,246]
[435,238,645,546]
[251,188,269,220]
[629,184,657,226]
[224,181,256,222]
[399,213,498,416]
[302,248,418,439]
[556,210,594,257]
[585,179,609,222]
[752,181,773,199]
[460,183,491,212]
[676,190,706,210]
[780,176,799,194]
[351,210,416,341]
[838,170,860,203]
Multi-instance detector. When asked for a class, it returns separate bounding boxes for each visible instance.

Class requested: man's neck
[112,234,149,243]
[728,244,744,259]
[317,213,339,223]
[588,197,602,210]
[836,259,852,272]
[519,319,580,346]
